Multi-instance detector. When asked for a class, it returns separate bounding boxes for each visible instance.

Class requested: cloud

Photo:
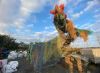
[90,23,100,32]
[58,0,68,5]
[44,26,55,30]
[14,0,49,28]
[0,22,9,35]
[73,0,81,6]
[11,30,58,43]
[12,34,37,43]
[0,0,99,43]
[79,23,94,30]
[21,0,48,13]
[0,0,21,35]
[0,0,50,32]
[79,22,100,32]
[72,0,100,19]
[0,0,51,42]
[94,13,100,21]
[72,11,84,18]
[33,30,58,42]
[84,0,100,12]
[82,23,100,33]
[0,0,20,23]
[79,6,100,32]
[70,33,100,48]
[94,9,100,13]
[81,13,100,32]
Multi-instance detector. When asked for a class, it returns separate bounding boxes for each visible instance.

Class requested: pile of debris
[0,50,27,73]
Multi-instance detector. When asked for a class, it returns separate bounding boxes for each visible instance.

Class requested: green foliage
[18,42,29,50]
[0,35,19,50]
[0,34,28,50]
[27,43,33,63]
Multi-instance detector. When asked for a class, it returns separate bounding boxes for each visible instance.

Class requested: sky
[0,0,100,47]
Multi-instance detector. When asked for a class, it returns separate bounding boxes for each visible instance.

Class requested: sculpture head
[50,4,67,28]
[50,4,66,16]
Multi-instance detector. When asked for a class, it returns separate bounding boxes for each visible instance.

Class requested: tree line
[0,34,28,50]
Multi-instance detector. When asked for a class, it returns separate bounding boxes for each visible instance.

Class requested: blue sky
[0,0,100,46]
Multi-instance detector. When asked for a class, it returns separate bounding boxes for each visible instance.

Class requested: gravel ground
[14,58,34,73]
[14,58,100,73]
[14,58,67,73]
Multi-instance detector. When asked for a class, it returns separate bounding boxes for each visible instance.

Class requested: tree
[0,35,19,50]
[18,42,29,50]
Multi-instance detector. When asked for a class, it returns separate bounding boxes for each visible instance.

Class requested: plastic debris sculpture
[50,3,92,73]
[50,4,92,46]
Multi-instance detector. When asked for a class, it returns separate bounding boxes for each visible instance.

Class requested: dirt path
[14,58,100,73]
[14,58,67,73]
[14,58,34,73]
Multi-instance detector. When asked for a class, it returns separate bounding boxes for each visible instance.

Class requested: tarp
[0,59,8,73]
[6,61,19,73]
[8,50,27,59]
[8,51,18,59]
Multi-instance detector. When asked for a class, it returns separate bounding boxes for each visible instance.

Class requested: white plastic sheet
[17,51,24,58]
[8,51,18,59]
[8,50,27,59]
[6,61,19,73]
[23,51,27,57]
[0,59,7,73]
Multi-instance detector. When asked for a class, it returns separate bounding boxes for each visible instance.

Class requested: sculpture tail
[76,28,93,41]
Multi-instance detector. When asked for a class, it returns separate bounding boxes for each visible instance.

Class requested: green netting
[27,43,33,63]
[76,28,93,35]
[43,38,61,63]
